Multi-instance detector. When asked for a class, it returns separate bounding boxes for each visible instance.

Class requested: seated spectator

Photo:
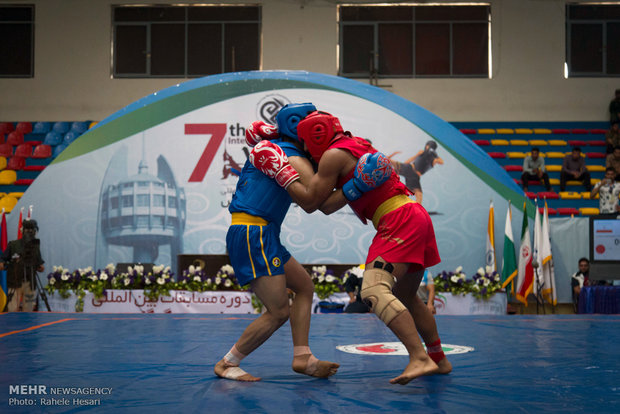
[610,88,620,125]
[571,257,609,312]
[605,146,620,181]
[590,167,620,215]
[605,122,620,154]
[560,147,591,192]
[521,147,552,192]
[416,270,436,314]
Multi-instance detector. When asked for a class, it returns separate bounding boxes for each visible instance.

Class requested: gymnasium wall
[0,0,616,123]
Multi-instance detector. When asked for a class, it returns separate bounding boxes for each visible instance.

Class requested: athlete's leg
[214,273,289,381]
[363,257,438,385]
[283,257,339,378]
[393,270,452,375]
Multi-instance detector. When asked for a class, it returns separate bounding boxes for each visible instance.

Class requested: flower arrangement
[311,265,345,299]
[433,266,503,300]
[45,263,244,311]
[176,264,244,292]
[470,266,502,300]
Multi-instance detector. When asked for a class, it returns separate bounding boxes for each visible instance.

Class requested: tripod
[27,264,51,312]
[22,238,50,312]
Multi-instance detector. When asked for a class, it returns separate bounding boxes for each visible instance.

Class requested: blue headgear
[276,103,317,140]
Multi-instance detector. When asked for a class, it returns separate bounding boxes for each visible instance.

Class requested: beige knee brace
[360,268,407,326]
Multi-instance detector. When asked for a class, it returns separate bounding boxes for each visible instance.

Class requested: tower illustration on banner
[94,134,186,271]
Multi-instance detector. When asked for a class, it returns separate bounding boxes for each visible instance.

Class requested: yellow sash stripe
[371,195,415,228]
[232,212,268,226]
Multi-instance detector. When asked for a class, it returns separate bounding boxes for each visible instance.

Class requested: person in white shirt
[590,167,620,215]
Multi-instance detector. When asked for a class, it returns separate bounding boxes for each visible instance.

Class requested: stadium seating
[14,143,32,158]
[0,170,17,185]
[53,143,67,158]
[454,121,611,215]
[43,131,63,146]
[63,131,79,144]
[32,122,51,134]
[0,143,12,158]
[15,122,32,134]
[6,131,24,146]
[32,144,52,159]
[0,122,14,135]
[7,157,25,171]
[0,195,18,212]
[52,121,70,134]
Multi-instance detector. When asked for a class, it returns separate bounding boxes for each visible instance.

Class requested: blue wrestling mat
[1,313,619,413]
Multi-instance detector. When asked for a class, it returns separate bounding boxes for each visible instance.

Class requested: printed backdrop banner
[10,71,526,278]
[48,290,254,314]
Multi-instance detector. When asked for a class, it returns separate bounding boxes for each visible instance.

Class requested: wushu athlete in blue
[214,103,340,382]
[226,138,304,286]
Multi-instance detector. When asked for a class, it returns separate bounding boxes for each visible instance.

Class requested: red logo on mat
[356,344,398,354]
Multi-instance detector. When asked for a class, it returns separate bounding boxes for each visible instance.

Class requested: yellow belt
[371,195,415,229]
[231,212,268,226]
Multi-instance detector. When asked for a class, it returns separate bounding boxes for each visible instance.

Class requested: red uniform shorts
[366,202,441,272]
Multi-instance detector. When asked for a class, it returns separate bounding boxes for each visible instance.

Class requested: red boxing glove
[249,140,300,189]
[245,121,279,147]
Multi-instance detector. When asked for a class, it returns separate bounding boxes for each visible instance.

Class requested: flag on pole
[533,201,543,296]
[501,203,518,295]
[0,209,7,312]
[27,205,33,219]
[17,207,23,239]
[485,200,497,271]
[516,201,534,306]
[541,200,557,305]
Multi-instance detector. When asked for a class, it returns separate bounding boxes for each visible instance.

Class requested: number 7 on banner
[185,123,227,182]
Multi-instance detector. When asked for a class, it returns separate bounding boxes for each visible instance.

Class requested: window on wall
[0,5,34,77]
[339,4,490,78]
[566,3,620,77]
[113,5,260,78]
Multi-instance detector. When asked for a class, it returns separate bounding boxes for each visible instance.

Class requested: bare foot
[436,357,452,375]
[389,356,438,385]
[214,359,261,382]
[292,354,340,378]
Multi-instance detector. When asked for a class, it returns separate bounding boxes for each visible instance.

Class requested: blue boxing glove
[342,152,393,202]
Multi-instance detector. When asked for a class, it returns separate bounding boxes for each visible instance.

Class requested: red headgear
[296,111,344,162]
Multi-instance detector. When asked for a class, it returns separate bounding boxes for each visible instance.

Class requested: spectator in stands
[560,147,591,192]
[610,88,620,125]
[416,270,436,314]
[571,257,609,312]
[521,147,552,192]
[605,146,620,181]
[591,167,620,215]
[605,122,620,154]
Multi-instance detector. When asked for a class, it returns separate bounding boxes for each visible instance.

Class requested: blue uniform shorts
[226,221,291,287]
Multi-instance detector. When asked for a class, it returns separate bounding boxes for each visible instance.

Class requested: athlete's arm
[285,148,355,213]
[288,154,347,215]
[433,157,444,166]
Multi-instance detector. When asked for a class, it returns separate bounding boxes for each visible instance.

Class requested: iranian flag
[516,201,534,306]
